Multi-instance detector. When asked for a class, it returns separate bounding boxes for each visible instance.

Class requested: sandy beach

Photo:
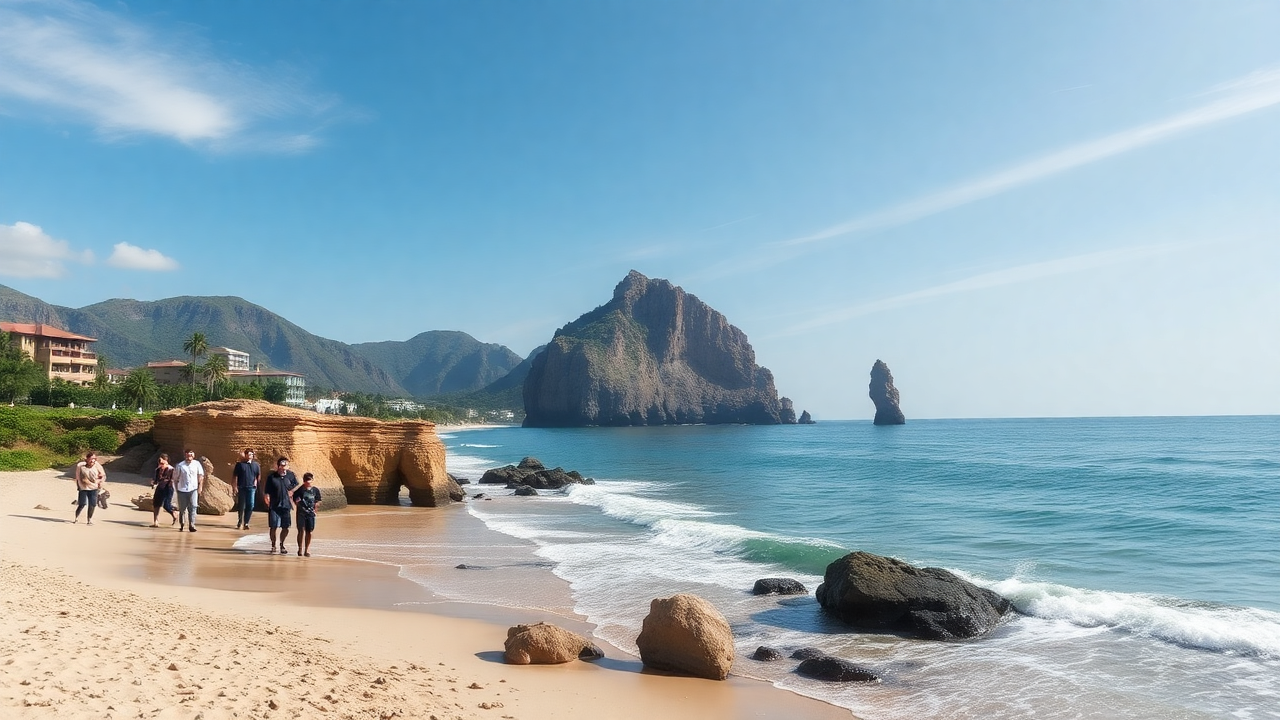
[0,468,854,720]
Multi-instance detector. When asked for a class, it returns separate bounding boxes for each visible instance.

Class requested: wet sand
[1,468,855,719]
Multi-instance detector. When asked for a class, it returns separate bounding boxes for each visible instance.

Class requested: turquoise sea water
[346,417,1280,718]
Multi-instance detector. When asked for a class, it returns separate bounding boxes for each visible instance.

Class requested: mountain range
[0,284,522,398]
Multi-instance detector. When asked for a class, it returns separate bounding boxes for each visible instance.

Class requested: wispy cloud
[773,244,1179,337]
[783,67,1280,248]
[106,242,179,271]
[0,221,94,278]
[0,0,337,151]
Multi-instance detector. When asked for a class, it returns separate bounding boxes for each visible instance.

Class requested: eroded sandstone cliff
[151,400,455,507]
[522,271,788,427]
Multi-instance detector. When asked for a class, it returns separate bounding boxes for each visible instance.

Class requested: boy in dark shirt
[263,457,298,555]
[292,472,322,557]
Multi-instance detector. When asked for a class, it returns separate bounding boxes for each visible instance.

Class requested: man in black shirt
[231,448,260,530]
[262,457,298,555]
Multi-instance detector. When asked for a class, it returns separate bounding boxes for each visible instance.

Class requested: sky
[1,0,1277,419]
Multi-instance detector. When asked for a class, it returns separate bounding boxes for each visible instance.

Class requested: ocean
[312,417,1280,719]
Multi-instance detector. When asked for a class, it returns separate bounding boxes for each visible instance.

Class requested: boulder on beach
[869,360,906,425]
[503,622,604,665]
[636,593,735,680]
[752,578,808,596]
[513,486,538,496]
[815,551,1012,640]
[197,458,235,515]
[790,647,825,660]
[796,655,880,682]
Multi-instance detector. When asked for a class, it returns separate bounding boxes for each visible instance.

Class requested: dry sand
[0,468,855,719]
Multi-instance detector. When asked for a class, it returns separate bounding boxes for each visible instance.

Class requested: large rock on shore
[636,594,734,680]
[151,400,453,508]
[869,360,906,425]
[503,623,604,664]
[523,271,790,427]
[815,551,1011,640]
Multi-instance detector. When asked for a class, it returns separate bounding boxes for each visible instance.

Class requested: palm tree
[202,353,228,398]
[182,332,208,392]
[120,368,159,411]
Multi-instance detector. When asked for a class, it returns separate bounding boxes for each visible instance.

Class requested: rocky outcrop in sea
[869,359,906,425]
[815,551,1012,640]
[479,456,594,491]
[798,410,815,424]
[523,271,791,427]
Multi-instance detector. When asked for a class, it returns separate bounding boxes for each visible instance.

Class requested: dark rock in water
[796,656,880,682]
[751,646,784,661]
[513,486,539,496]
[480,465,526,484]
[517,456,546,471]
[869,360,906,425]
[799,410,815,424]
[473,493,487,499]
[815,551,1011,640]
[780,397,797,424]
[455,563,488,570]
[523,270,791,427]
[790,647,826,660]
[752,578,808,596]
[448,473,471,485]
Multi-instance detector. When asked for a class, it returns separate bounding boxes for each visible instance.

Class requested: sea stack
[522,271,789,426]
[798,410,815,424]
[869,360,905,425]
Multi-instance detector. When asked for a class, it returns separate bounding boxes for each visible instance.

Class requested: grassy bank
[0,406,150,471]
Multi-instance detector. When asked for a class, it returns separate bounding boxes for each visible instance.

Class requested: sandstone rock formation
[635,593,735,680]
[869,360,905,425]
[815,551,1012,640]
[799,410,815,424]
[751,578,808,596]
[503,623,604,664]
[151,400,455,509]
[523,271,790,427]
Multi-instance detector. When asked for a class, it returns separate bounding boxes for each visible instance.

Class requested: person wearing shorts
[263,457,298,554]
[292,472,322,557]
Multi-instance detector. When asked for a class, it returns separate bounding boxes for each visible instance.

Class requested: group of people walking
[74,447,322,556]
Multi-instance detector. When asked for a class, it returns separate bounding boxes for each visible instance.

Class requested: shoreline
[1,468,855,719]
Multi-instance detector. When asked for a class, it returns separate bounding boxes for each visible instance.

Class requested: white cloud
[0,220,94,278]
[0,0,337,151]
[774,244,1180,336]
[783,67,1280,247]
[106,242,179,271]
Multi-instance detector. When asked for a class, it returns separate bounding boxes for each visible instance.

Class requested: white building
[209,346,250,371]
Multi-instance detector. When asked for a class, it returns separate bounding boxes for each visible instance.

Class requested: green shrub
[0,426,17,447]
[0,449,46,471]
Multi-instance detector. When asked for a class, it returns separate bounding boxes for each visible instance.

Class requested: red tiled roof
[0,322,97,342]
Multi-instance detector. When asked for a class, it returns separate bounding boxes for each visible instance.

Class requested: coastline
[0,468,855,719]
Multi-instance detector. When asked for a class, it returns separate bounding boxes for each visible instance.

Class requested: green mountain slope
[0,284,520,398]
[350,331,522,397]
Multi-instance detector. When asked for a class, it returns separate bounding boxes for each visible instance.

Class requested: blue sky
[1,0,1277,419]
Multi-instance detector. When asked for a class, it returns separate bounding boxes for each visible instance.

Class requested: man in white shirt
[173,449,206,532]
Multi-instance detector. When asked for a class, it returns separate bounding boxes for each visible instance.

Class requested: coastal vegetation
[0,405,139,470]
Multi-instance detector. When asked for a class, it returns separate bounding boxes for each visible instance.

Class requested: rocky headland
[869,359,906,425]
[145,399,457,508]
[522,271,790,427]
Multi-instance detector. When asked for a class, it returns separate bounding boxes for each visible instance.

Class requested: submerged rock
[751,646,784,661]
[869,360,906,425]
[796,655,880,682]
[636,594,735,680]
[752,578,808,596]
[815,551,1011,640]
